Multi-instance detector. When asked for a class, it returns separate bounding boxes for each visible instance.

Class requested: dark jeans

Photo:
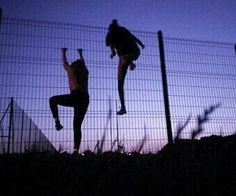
[49,90,89,149]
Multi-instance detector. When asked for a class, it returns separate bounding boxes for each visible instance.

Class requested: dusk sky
[0,0,236,43]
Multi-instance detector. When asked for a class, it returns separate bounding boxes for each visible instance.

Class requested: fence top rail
[1,16,156,36]
[2,16,235,46]
[164,36,235,47]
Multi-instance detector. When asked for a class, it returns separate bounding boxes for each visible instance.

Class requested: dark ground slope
[0,134,236,196]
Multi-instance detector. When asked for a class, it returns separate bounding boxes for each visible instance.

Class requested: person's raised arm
[61,48,70,70]
[77,48,85,63]
[109,46,116,59]
[134,36,145,49]
[106,31,116,59]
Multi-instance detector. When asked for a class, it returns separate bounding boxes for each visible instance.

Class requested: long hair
[71,59,88,77]
[71,59,83,69]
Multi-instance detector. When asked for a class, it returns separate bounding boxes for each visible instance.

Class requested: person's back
[71,59,89,94]
[106,25,139,57]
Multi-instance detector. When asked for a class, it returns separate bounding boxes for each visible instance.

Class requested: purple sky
[0,0,236,43]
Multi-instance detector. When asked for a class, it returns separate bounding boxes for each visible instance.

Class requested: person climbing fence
[106,19,145,115]
[49,48,89,155]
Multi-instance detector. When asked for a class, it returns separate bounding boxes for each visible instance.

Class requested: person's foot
[117,107,127,115]
[130,62,136,71]
[55,120,63,131]
[72,149,79,155]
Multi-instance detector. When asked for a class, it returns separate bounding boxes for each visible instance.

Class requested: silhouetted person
[49,48,89,155]
[106,19,145,115]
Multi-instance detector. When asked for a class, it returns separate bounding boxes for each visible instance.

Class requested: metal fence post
[20,110,24,153]
[7,97,13,153]
[115,101,120,151]
[157,31,173,144]
[0,8,2,30]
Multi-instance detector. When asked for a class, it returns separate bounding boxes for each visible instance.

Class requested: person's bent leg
[130,62,136,71]
[49,96,63,130]
[49,94,75,131]
[130,48,140,71]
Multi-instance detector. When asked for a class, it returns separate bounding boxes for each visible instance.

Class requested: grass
[1,104,235,195]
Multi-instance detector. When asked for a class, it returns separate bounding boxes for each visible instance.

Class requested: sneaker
[55,120,63,131]
[130,63,136,71]
[117,107,127,115]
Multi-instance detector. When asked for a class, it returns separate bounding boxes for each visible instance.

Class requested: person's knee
[49,96,56,105]
[117,66,124,81]
[118,57,129,80]
[131,48,140,61]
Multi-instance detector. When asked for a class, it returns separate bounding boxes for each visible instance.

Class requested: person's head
[71,59,85,71]
[108,19,119,31]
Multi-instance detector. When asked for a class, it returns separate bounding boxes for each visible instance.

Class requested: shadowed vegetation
[1,104,235,195]
[175,103,221,141]
[0,133,236,195]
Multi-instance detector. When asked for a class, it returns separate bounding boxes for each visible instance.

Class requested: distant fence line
[0,97,56,153]
[0,13,236,154]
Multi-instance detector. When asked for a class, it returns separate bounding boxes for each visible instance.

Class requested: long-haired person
[49,48,89,155]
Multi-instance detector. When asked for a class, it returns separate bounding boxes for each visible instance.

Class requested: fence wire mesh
[165,37,236,139]
[0,17,235,153]
[0,98,56,153]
